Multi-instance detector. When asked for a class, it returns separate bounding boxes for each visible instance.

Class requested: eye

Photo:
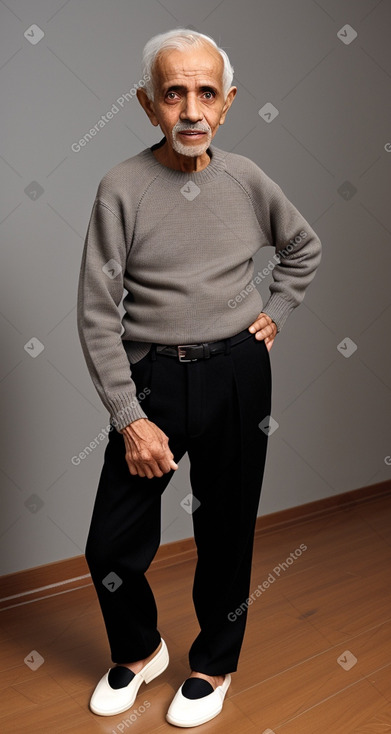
[203,91,215,99]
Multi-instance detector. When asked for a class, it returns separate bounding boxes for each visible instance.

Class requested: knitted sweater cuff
[106,392,148,432]
[261,294,296,333]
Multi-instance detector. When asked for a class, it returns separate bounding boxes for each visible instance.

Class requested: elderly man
[77,28,321,727]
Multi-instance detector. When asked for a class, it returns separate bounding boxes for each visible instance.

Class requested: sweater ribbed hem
[261,294,296,333]
[106,392,148,432]
[122,340,151,364]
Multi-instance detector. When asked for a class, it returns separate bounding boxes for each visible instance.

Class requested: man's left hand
[248,312,277,352]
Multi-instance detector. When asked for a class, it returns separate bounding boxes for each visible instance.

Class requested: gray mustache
[174,125,210,133]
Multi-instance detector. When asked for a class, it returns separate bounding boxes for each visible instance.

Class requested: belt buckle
[177,344,200,362]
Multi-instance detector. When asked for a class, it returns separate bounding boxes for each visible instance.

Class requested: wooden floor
[1,494,391,733]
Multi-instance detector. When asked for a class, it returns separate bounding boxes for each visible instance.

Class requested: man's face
[138,42,236,158]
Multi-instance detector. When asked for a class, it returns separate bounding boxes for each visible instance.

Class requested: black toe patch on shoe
[182,678,214,699]
[108,666,136,689]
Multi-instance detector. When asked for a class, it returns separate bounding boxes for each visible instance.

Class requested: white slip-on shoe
[89,638,169,716]
[166,673,231,727]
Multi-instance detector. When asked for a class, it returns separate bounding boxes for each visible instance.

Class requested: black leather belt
[155,328,253,362]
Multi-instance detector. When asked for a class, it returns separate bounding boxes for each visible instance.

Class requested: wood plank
[1,480,390,607]
[232,619,391,727]
[0,491,390,732]
[267,680,388,733]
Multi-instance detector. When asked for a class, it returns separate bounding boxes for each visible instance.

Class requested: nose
[180,93,203,123]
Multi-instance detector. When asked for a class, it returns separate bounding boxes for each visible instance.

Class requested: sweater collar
[143,136,227,183]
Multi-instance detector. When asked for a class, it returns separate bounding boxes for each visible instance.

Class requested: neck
[152,139,211,172]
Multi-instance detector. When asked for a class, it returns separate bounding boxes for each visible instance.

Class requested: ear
[136,87,160,127]
[219,86,237,125]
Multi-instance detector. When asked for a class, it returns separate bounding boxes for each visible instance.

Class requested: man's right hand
[120,418,178,479]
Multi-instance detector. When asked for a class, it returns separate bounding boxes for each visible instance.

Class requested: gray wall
[1,0,390,576]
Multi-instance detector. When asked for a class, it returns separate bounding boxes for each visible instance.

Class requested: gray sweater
[77,137,322,431]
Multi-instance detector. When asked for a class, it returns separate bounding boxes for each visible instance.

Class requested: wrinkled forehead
[153,42,224,89]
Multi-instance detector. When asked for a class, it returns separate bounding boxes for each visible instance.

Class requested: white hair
[140,28,234,101]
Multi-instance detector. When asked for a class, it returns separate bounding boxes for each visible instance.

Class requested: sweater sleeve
[248,170,322,332]
[77,196,148,431]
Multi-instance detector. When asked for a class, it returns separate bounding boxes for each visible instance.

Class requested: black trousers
[85,328,271,676]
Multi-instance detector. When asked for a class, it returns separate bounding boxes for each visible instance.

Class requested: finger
[127,460,142,476]
[133,460,159,479]
[249,314,271,331]
[256,320,277,337]
[162,446,178,469]
[148,460,166,478]
[264,332,274,342]
[156,457,176,475]
[254,327,272,340]
[249,321,262,333]
[143,465,155,479]
[136,467,147,478]
[146,458,166,478]
[152,455,178,475]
